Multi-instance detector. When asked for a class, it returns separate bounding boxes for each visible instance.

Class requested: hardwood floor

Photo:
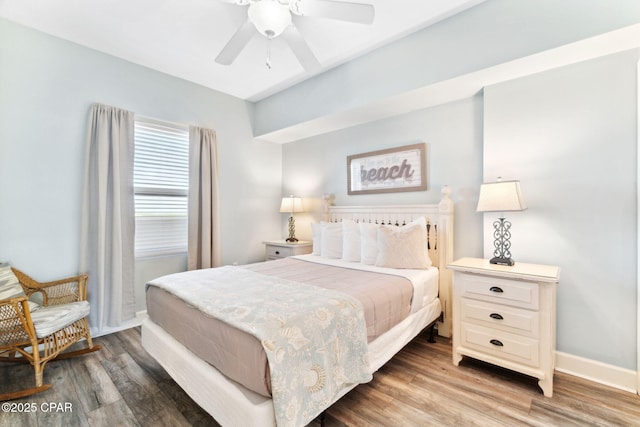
[2,327,639,426]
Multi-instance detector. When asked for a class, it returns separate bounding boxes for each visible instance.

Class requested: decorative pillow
[311,222,323,255]
[320,222,343,259]
[360,222,379,265]
[341,220,361,262]
[0,262,26,300]
[375,217,432,269]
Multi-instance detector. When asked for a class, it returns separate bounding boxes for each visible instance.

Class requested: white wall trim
[556,351,637,394]
[636,58,640,396]
[90,311,147,338]
[258,23,640,143]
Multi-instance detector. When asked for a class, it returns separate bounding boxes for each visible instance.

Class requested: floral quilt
[147,266,372,426]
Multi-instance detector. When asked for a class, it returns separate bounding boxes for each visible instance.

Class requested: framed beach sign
[347,143,427,195]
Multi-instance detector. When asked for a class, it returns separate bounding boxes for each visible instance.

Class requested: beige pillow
[375,217,432,269]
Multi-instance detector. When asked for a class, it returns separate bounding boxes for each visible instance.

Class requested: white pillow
[375,217,432,269]
[341,220,361,262]
[320,222,343,259]
[360,222,379,265]
[311,222,322,255]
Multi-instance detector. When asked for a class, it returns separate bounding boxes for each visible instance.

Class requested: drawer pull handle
[490,313,504,320]
[490,339,504,347]
[489,286,504,293]
[275,250,280,255]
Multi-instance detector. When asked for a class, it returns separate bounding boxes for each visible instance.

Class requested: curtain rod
[135,114,190,130]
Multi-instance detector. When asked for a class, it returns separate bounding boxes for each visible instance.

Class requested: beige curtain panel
[188,126,221,270]
[80,103,136,333]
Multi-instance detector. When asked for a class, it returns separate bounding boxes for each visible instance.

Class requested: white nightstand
[448,257,560,397]
[263,240,312,261]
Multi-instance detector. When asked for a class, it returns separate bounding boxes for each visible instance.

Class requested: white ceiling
[0,0,485,101]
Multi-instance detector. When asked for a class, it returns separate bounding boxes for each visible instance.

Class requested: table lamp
[280,195,304,242]
[477,178,527,266]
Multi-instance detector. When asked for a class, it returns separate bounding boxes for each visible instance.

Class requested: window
[134,118,189,258]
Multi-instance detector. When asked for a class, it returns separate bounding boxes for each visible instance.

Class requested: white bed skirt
[141,297,441,427]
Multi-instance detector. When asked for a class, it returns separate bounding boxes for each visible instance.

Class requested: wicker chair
[0,267,100,400]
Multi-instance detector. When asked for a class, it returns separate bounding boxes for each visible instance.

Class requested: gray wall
[0,18,282,314]
[483,49,639,370]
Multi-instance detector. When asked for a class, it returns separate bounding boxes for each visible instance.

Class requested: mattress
[146,256,439,397]
[141,299,442,427]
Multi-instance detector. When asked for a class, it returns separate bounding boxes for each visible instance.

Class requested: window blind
[134,118,189,258]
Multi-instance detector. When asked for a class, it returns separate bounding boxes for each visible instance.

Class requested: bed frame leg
[428,324,437,343]
[320,411,327,427]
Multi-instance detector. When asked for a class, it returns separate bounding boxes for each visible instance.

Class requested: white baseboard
[135,309,148,321]
[90,311,147,338]
[555,351,638,394]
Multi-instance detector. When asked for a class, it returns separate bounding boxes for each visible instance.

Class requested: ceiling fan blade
[296,0,375,25]
[215,19,255,65]
[281,27,321,72]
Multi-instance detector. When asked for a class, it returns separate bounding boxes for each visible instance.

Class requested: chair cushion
[29,301,90,338]
[0,262,26,300]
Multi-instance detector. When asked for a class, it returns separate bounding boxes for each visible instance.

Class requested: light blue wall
[483,49,639,370]
[1,0,638,372]
[0,18,282,313]
[282,95,484,261]
[274,1,640,373]
[253,0,640,137]
[280,49,639,372]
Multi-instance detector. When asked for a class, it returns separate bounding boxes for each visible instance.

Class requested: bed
[141,187,454,426]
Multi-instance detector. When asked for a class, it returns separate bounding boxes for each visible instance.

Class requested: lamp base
[490,256,515,266]
[286,216,298,243]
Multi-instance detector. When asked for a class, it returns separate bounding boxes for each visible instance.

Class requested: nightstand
[448,257,560,397]
[263,240,312,261]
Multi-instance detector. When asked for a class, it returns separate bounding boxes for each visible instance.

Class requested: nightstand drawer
[263,240,312,261]
[265,246,293,259]
[460,274,539,309]
[460,323,539,367]
[460,298,539,337]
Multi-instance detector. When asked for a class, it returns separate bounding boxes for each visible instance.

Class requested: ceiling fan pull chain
[266,38,272,70]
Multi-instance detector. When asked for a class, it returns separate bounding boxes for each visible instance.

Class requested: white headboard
[324,186,454,338]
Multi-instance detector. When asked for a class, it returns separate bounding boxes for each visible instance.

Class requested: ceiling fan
[215,0,375,71]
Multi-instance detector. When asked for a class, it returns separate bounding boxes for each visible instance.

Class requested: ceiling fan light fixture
[248,0,292,39]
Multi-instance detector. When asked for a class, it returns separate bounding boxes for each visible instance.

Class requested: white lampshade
[248,0,292,39]
[280,196,304,213]
[476,180,527,212]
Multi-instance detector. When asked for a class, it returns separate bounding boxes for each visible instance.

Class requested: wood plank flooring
[2,327,639,426]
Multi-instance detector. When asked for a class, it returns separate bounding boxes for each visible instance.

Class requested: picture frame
[347,143,427,195]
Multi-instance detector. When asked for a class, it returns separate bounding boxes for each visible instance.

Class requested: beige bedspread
[244,257,414,341]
